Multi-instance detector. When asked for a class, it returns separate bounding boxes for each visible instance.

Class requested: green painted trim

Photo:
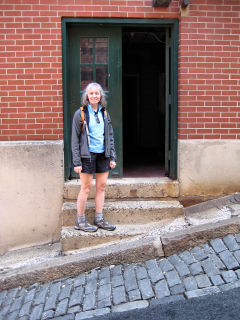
[62,19,72,179]
[62,18,178,26]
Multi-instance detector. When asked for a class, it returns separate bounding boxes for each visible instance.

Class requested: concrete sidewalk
[1,194,240,320]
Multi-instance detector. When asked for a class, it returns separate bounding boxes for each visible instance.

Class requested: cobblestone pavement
[1,233,240,320]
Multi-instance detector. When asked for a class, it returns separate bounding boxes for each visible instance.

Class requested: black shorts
[81,152,110,174]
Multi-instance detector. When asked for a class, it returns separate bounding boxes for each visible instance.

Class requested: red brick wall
[0,0,239,141]
[178,0,240,139]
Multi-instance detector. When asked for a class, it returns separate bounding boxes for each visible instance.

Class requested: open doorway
[122,28,166,177]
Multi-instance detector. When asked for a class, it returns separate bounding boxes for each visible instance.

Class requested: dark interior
[122,28,166,177]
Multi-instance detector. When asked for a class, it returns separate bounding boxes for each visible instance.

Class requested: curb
[1,215,240,290]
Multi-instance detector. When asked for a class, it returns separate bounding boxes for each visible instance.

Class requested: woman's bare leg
[77,173,93,215]
[95,171,109,213]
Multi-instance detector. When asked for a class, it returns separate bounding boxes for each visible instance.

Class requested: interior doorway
[122,28,166,177]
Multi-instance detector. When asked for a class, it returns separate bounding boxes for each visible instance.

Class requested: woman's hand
[110,161,116,169]
[74,166,82,174]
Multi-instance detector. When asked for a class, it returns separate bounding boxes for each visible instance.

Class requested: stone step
[64,177,179,200]
[62,200,184,227]
[61,217,187,253]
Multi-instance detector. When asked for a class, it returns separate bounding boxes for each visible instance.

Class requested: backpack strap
[80,106,85,132]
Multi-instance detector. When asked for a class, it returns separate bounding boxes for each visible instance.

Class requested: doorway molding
[62,18,179,180]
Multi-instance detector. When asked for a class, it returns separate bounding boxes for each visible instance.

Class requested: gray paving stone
[76,308,110,320]
[52,314,74,320]
[0,290,7,305]
[233,250,240,263]
[110,265,122,276]
[150,295,185,307]
[159,259,174,272]
[128,289,141,301]
[19,301,32,317]
[9,295,24,313]
[165,270,181,287]
[154,279,170,299]
[44,294,58,311]
[235,233,240,243]
[24,287,37,304]
[170,284,185,295]
[99,267,110,285]
[73,274,86,288]
[210,238,227,253]
[209,253,226,270]
[7,288,20,301]
[195,274,212,288]
[85,279,97,295]
[222,270,238,283]
[138,278,155,299]
[112,286,127,305]
[59,284,72,301]
[33,284,49,306]
[135,266,148,280]
[112,300,149,313]
[68,305,81,314]
[69,286,83,308]
[185,286,220,299]
[86,269,98,281]
[219,279,240,292]
[210,275,225,286]
[6,310,19,320]
[97,284,111,301]
[145,259,159,270]
[189,262,203,276]
[55,298,69,317]
[235,269,240,279]
[191,246,209,261]
[201,243,214,255]
[223,235,240,251]
[148,267,164,283]
[112,275,124,288]
[219,250,239,270]
[178,251,196,265]
[168,254,191,277]
[124,267,138,292]
[97,297,111,308]
[41,309,55,319]
[30,304,43,320]
[48,282,61,298]
[0,305,11,318]
[201,258,220,276]
[82,294,95,311]
[183,276,198,291]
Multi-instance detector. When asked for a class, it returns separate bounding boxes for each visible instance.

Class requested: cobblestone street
[1,233,240,320]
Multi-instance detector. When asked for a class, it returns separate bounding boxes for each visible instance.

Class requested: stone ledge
[161,217,240,256]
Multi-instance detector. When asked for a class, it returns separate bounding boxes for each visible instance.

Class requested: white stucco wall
[0,141,64,255]
[178,140,240,197]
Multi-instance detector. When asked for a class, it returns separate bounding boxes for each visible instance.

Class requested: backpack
[80,106,108,132]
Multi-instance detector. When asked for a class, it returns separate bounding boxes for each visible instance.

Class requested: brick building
[0,0,240,253]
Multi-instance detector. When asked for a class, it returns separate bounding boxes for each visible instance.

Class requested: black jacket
[71,106,117,167]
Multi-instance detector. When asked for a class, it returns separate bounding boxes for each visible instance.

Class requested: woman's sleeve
[107,113,117,161]
[71,110,82,166]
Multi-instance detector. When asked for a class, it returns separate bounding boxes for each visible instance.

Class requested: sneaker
[94,217,116,231]
[75,219,98,232]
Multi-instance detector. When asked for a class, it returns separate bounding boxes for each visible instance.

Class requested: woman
[71,82,117,232]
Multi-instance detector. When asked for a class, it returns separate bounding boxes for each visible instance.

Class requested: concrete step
[62,200,184,227]
[64,177,179,200]
[61,217,187,253]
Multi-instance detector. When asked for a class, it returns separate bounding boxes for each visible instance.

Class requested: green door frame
[62,18,179,180]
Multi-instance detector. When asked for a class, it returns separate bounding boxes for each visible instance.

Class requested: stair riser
[62,207,184,226]
[61,235,137,252]
[64,180,179,200]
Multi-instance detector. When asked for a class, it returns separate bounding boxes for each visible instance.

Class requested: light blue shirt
[88,104,105,153]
